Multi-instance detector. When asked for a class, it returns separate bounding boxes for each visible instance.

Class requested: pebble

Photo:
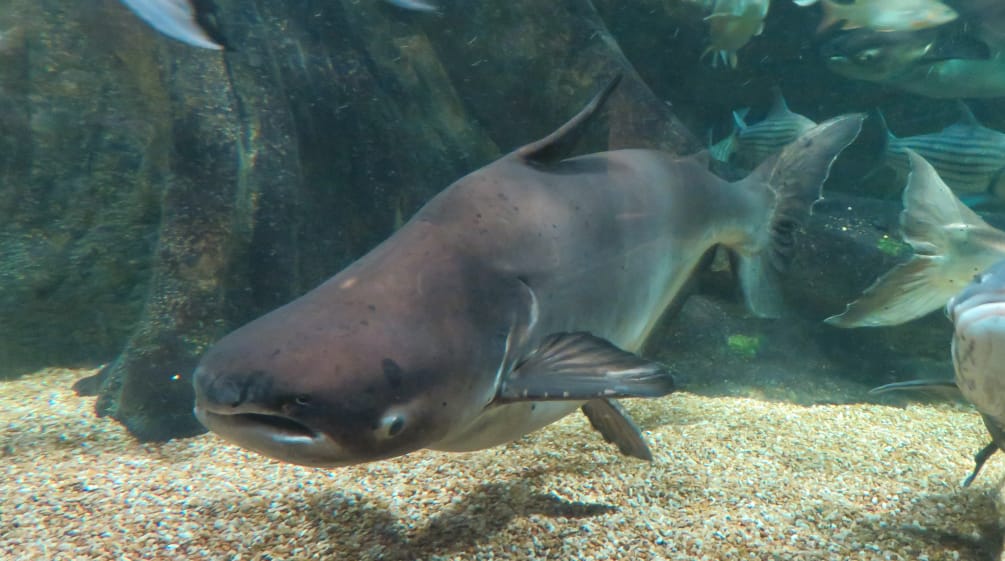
[2,368,1004,560]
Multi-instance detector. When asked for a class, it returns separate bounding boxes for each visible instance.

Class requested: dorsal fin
[766,87,791,119]
[955,100,979,126]
[515,74,622,165]
[874,107,896,140]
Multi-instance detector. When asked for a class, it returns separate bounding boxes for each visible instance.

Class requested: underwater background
[4,0,1005,559]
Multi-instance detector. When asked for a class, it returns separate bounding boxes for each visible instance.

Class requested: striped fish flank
[709,107,749,163]
[882,103,1005,197]
[733,90,817,168]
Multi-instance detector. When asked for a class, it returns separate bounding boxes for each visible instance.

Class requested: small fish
[794,0,958,33]
[821,27,991,83]
[709,107,749,163]
[118,0,222,50]
[826,150,1005,327]
[731,89,817,168]
[821,27,1005,98]
[702,0,771,68]
[871,258,1005,486]
[119,0,439,50]
[880,103,1005,198]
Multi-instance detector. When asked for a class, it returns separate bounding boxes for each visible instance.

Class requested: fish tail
[735,114,864,317]
[826,151,1005,327]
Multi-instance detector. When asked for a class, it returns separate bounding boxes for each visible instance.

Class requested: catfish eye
[377,414,406,439]
[293,395,312,406]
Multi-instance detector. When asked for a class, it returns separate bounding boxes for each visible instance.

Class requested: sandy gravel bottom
[3,368,1005,561]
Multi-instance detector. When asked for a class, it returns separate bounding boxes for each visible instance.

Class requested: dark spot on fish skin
[512,206,519,212]
[476,213,482,218]
[442,401,448,407]
[382,358,404,389]
[270,348,281,357]
[497,193,508,201]
[368,304,376,312]
[531,404,537,411]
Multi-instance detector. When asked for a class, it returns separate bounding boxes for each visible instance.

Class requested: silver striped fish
[732,90,817,168]
[882,103,1005,200]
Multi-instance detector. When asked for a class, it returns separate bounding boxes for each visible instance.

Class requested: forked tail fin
[736,114,864,317]
[826,150,1005,327]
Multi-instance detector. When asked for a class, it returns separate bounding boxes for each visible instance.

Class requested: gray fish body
[884,106,1005,196]
[949,259,1005,485]
[949,260,1005,426]
[391,152,749,453]
[192,80,861,468]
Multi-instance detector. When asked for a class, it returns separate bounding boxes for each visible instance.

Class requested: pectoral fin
[581,399,653,461]
[496,332,676,402]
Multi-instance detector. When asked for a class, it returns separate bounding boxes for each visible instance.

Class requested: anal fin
[582,399,653,461]
[963,441,998,487]
[496,332,676,402]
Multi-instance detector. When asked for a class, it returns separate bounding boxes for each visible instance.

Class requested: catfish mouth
[193,405,352,467]
[951,288,1005,332]
[224,412,316,439]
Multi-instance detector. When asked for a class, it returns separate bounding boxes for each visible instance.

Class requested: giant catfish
[193,77,863,467]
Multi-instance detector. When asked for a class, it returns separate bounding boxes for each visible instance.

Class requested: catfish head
[193,223,526,467]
